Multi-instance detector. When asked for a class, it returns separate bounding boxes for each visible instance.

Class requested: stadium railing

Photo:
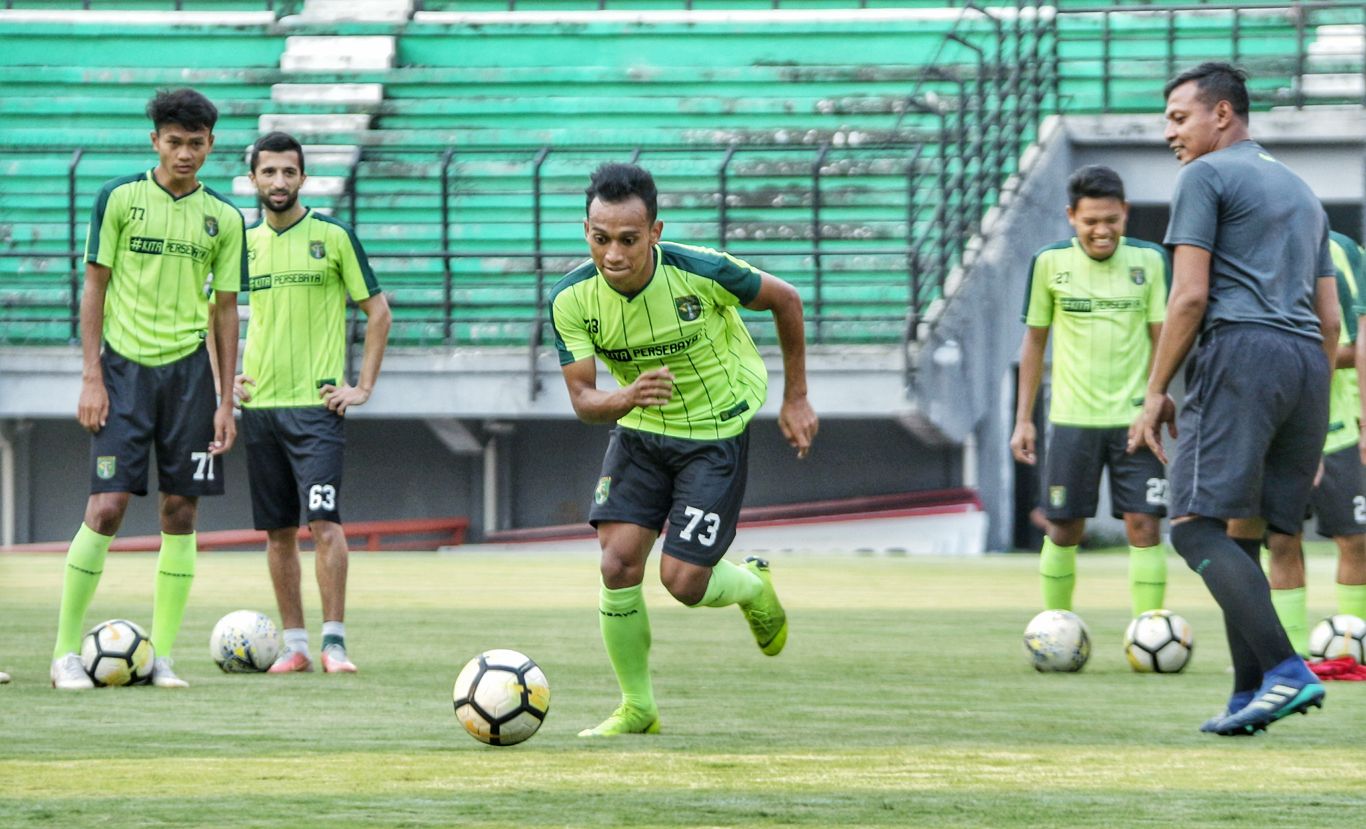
[1,2,1360,360]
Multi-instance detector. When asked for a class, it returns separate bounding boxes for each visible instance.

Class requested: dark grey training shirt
[1164,139,1335,340]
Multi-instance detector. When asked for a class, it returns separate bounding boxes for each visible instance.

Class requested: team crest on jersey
[1130,267,1145,285]
[310,241,326,259]
[1049,486,1066,508]
[203,215,218,237]
[594,476,611,505]
[96,456,117,480]
[675,295,701,321]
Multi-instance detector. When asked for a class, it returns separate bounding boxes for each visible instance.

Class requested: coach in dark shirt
[1129,62,1339,736]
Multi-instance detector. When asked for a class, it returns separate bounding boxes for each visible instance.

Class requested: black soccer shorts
[242,406,346,530]
[89,343,223,497]
[588,426,749,567]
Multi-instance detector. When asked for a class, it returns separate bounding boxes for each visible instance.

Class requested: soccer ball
[452,649,550,746]
[1124,609,1194,673]
[80,619,154,687]
[1023,610,1091,672]
[209,610,280,673]
[1308,614,1366,663]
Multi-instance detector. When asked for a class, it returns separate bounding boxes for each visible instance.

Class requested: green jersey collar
[147,168,203,202]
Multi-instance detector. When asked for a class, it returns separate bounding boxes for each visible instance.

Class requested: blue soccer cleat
[1198,690,1255,734]
[1209,660,1324,736]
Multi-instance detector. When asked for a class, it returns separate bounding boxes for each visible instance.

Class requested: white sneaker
[0,670,11,684]
[152,657,189,689]
[50,653,93,690]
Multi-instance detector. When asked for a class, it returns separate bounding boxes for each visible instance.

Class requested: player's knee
[309,521,347,554]
[598,552,644,589]
[159,496,197,534]
[83,495,129,536]
[1047,519,1085,547]
[662,576,706,607]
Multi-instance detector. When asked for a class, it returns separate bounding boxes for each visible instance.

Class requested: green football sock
[1128,544,1167,616]
[52,523,113,658]
[1337,582,1366,619]
[1270,586,1309,657]
[598,582,655,713]
[1039,538,1077,611]
[692,559,762,608]
[151,532,197,658]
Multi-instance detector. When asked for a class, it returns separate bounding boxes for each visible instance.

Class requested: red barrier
[2,516,470,553]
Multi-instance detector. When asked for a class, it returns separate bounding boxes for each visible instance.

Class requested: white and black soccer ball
[452,649,550,746]
[80,619,155,687]
[209,610,280,673]
[1124,609,1194,673]
[1023,610,1091,672]
[1308,614,1366,663]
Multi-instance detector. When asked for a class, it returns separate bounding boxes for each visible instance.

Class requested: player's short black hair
[146,88,218,133]
[1066,165,1126,208]
[1163,62,1250,122]
[250,131,306,174]
[586,163,658,223]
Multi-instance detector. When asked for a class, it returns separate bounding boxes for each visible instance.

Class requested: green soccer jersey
[1325,233,1362,454]
[84,169,246,367]
[1022,237,1170,427]
[241,208,380,409]
[550,241,768,440]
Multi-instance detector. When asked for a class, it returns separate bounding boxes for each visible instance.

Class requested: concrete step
[281,35,396,72]
[271,83,385,106]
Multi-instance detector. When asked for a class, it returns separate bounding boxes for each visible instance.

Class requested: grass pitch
[2,546,1364,828]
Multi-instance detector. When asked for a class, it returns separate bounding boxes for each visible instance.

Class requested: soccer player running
[1012,165,1171,617]
[550,163,818,737]
[1264,230,1366,679]
[1130,63,1339,735]
[50,89,245,690]
[233,132,391,674]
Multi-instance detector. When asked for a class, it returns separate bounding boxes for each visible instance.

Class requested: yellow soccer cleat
[740,557,788,656]
[577,704,660,738]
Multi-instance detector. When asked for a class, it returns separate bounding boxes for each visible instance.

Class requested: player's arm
[560,357,673,425]
[1128,244,1209,462]
[1011,326,1048,465]
[1314,275,1340,374]
[744,272,817,458]
[210,289,238,455]
[322,293,392,416]
[76,262,112,433]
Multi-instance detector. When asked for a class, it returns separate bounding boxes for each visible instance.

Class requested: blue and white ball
[209,610,280,673]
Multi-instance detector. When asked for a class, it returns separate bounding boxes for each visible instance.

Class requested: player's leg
[148,493,198,688]
[1335,533,1366,618]
[657,431,786,655]
[51,493,133,690]
[1166,328,1317,732]
[1038,425,1104,611]
[288,408,353,673]
[312,521,355,673]
[1109,431,1168,615]
[1211,332,1333,733]
[580,521,661,737]
[579,428,671,737]
[243,408,311,672]
[148,345,224,689]
[266,527,312,672]
[53,347,151,689]
[1264,530,1309,656]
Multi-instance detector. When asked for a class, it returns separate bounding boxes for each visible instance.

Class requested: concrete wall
[4,416,958,545]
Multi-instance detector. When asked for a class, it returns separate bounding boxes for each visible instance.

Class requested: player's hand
[1127,391,1177,463]
[77,376,109,433]
[233,374,255,408]
[210,401,235,456]
[1359,430,1366,467]
[625,367,675,409]
[779,395,818,459]
[320,382,370,416]
[1314,458,1326,489]
[1010,420,1037,465]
